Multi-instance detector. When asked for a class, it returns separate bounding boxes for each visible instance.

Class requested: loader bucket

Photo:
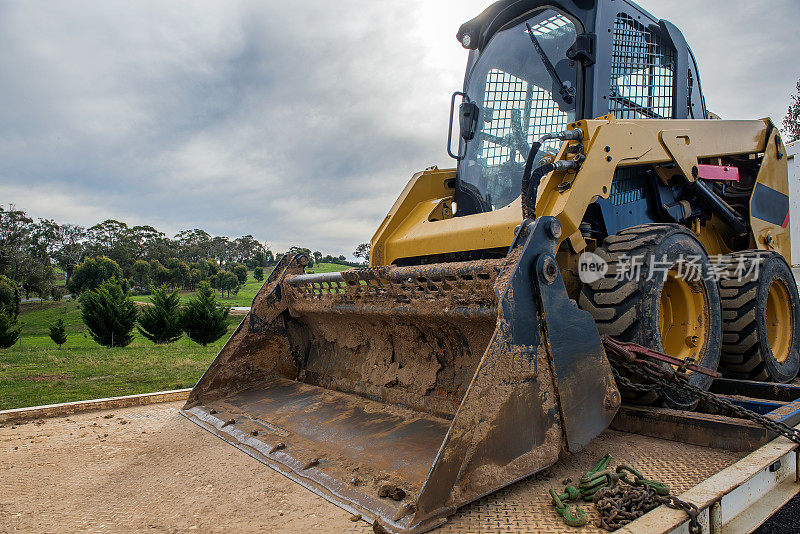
[181,217,620,533]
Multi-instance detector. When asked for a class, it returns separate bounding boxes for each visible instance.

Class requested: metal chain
[610,366,659,394]
[595,340,799,532]
[592,478,700,533]
[610,355,800,445]
[549,454,702,532]
[658,494,702,534]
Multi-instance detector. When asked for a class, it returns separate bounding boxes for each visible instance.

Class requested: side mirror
[459,101,480,141]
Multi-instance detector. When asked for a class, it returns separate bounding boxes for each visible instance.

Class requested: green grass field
[0,300,243,410]
[133,263,351,307]
[0,264,353,410]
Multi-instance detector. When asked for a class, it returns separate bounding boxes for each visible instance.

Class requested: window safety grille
[610,13,675,119]
[479,71,570,167]
[478,13,573,169]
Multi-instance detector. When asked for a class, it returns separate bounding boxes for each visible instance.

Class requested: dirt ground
[0,400,743,534]
[0,402,369,534]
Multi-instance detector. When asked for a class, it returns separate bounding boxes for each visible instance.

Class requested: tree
[132,260,151,290]
[80,279,138,347]
[49,318,68,348]
[251,250,268,268]
[313,251,323,264]
[354,243,371,263]
[85,220,139,273]
[254,267,264,281]
[70,256,124,294]
[0,275,21,320]
[165,258,189,289]
[51,285,66,302]
[233,264,248,284]
[52,224,86,287]
[150,259,171,287]
[217,271,239,298]
[181,282,230,346]
[25,263,55,302]
[0,310,21,349]
[785,79,800,143]
[138,285,183,344]
[0,206,35,283]
[205,259,220,276]
[188,268,203,290]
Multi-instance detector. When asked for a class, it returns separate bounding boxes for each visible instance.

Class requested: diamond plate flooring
[1,401,742,533]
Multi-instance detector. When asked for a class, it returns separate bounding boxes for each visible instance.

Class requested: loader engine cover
[181,217,619,533]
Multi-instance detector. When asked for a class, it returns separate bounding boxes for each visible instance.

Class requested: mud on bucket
[181,217,619,533]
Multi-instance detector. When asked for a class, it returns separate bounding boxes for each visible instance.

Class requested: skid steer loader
[182,1,800,532]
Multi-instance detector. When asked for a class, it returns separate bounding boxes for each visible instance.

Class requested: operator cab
[452,0,707,216]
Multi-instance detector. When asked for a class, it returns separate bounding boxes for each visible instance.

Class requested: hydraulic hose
[520,141,543,217]
[521,129,583,220]
[522,162,556,220]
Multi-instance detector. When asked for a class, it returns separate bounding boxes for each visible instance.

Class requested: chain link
[597,338,800,532]
[609,354,800,445]
[611,366,659,394]
[548,454,703,532]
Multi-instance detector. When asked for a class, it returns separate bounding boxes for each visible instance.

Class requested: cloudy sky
[1,0,798,258]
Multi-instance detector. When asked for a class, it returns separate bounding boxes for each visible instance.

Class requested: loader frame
[371,117,791,269]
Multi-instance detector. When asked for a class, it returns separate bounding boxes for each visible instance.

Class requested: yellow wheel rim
[659,268,707,365]
[766,280,793,363]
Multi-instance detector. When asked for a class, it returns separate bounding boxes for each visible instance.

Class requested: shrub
[253,267,264,281]
[0,275,21,320]
[138,285,183,344]
[80,279,138,347]
[70,256,124,294]
[0,310,21,349]
[181,282,230,346]
[233,264,248,284]
[49,318,68,348]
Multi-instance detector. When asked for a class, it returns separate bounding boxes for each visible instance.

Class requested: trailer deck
[0,398,763,533]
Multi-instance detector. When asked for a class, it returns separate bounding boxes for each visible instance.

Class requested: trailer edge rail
[620,428,800,533]
[0,389,191,424]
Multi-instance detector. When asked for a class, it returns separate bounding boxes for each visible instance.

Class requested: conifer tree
[0,310,21,349]
[49,318,68,348]
[181,282,229,346]
[80,279,138,347]
[138,285,183,344]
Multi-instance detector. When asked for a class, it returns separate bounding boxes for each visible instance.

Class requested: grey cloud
[1,1,798,258]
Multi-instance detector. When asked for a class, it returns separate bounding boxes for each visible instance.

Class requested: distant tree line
[0,204,362,301]
[0,204,368,348]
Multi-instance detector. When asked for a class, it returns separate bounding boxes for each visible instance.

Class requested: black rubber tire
[719,251,800,383]
[579,224,722,410]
